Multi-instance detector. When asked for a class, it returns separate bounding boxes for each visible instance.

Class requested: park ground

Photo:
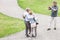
[18,0,60,16]
[0,0,60,40]
[0,12,25,37]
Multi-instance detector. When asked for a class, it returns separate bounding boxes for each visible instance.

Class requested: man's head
[26,8,31,13]
[53,1,57,6]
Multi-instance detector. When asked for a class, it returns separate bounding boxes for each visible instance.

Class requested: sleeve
[23,12,26,19]
[23,12,26,16]
[51,6,58,11]
[33,14,38,22]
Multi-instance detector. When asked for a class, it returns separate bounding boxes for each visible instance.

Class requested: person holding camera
[47,1,58,31]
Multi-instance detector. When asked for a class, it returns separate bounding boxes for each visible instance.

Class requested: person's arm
[48,7,51,10]
[23,12,26,19]
[33,14,39,25]
[23,15,25,19]
[33,14,36,22]
[51,7,58,11]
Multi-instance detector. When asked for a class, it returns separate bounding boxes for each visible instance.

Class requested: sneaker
[47,28,51,31]
[54,27,56,30]
[26,35,30,37]
[32,35,36,37]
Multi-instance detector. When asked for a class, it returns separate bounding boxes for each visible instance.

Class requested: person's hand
[36,22,39,25]
[48,7,51,10]
[23,16,25,19]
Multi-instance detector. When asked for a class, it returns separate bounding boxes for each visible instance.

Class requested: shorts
[31,23,36,28]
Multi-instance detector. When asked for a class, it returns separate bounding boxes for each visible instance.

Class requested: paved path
[0,0,60,40]
[0,0,24,19]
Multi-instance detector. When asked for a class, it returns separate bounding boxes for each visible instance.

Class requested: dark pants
[25,21,31,35]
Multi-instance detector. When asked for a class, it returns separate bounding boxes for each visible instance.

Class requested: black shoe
[47,28,51,31]
[54,27,56,30]
[32,35,36,37]
[26,35,30,37]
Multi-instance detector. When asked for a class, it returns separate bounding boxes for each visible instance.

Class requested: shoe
[26,34,30,37]
[32,35,36,37]
[47,28,51,31]
[54,27,56,30]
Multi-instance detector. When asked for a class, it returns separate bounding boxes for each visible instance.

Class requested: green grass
[0,13,25,37]
[17,0,60,16]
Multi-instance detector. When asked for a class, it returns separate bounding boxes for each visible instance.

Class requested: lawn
[0,13,25,37]
[17,0,60,16]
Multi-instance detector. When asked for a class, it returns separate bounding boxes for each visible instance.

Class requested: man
[23,8,31,37]
[47,1,58,31]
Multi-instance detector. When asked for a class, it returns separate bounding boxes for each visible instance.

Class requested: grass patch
[17,0,60,16]
[0,13,25,37]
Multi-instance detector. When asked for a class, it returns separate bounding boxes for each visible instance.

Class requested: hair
[53,1,57,4]
[29,10,33,15]
[26,8,30,11]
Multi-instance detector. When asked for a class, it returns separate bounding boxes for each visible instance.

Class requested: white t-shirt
[23,12,29,21]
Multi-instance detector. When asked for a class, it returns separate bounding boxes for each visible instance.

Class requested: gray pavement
[0,0,60,40]
[0,0,24,19]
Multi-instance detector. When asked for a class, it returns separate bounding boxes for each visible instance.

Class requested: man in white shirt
[23,8,31,37]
